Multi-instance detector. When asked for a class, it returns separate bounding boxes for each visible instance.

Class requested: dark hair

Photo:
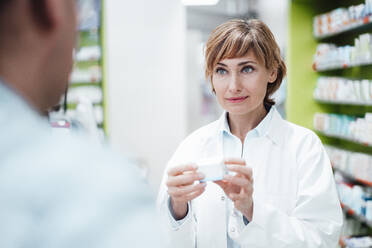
[0,0,50,29]
[205,19,287,106]
[0,0,11,12]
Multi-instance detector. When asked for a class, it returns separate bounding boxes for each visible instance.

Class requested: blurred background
[59,0,372,246]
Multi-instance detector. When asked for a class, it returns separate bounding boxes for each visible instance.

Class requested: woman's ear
[209,78,216,94]
[268,68,278,84]
[31,0,62,31]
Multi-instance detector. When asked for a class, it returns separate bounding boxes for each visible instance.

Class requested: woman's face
[212,49,277,116]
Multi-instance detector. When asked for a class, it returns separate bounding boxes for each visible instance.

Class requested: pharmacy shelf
[314,60,372,72]
[314,98,372,106]
[290,0,372,240]
[315,130,372,147]
[315,130,366,145]
[339,236,372,248]
[341,202,372,228]
[66,102,103,110]
[333,167,372,187]
[69,82,102,87]
[315,16,372,40]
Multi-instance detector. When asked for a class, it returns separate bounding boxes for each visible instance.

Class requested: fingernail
[198,172,205,179]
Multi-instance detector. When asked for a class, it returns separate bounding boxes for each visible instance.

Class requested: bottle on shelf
[314,77,372,105]
[313,33,372,71]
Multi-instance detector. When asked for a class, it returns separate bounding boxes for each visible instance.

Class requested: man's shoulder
[3,130,145,191]
[44,133,139,174]
[0,130,161,248]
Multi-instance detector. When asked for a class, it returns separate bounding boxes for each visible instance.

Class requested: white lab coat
[157,107,343,248]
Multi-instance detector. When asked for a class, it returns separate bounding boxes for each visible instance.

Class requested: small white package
[197,158,227,182]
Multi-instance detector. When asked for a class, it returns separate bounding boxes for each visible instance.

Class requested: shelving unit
[315,98,372,106]
[341,202,372,228]
[288,0,372,152]
[315,61,372,72]
[313,76,372,105]
[315,130,372,147]
[315,17,372,40]
[333,167,372,188]
[288,0,372,244]
[65,0,106,136]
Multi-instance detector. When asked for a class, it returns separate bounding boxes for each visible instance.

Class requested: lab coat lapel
[244,136,272,198]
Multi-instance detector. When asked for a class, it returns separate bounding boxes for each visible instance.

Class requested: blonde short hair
[205,19,286,106]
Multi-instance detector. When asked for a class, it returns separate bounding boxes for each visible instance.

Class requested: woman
[157,19,343,248]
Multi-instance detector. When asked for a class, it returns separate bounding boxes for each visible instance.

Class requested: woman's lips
[226,96,248,103]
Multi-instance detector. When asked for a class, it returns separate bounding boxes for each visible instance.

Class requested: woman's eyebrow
[216,61,257,67]
[238,60,257,66]
[216,62,227,67]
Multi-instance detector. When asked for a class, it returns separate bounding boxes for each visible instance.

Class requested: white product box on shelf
[75,46,101,62]
[94,105,104,125]
[314,112,372,145]
[345,236,372,247]
[313,77,372,104]
[325,145,349,171]
[313,1,372,38]
[326,145,372,183]
[65,104,104,126]
[313,33,372,71]
[67,86,103,104]
[349,153,371,181]
[70,66,102,84]
[367,200,372,221]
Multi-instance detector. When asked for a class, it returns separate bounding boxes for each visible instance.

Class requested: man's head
[0,0,77,113]
[0,0,10,10]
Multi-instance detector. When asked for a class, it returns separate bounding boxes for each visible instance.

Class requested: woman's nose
[228,74,242,93]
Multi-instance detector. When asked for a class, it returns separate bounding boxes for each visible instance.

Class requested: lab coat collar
[217,106,285,145]
[219,112,230,134]
[265,107,286,146]
[218,106,274,137]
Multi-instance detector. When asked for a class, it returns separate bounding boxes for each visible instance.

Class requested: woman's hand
[215,158,254,221]
[166,164,206,220]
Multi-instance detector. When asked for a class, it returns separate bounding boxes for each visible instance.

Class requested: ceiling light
[182,0,220,6]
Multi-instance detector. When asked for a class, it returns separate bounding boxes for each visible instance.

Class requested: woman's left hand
[214,158,254,221]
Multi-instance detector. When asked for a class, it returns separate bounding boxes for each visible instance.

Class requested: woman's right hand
[166,164,206,220]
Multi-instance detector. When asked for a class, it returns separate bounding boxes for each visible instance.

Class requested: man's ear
[30,0,62,31]
[268,68,278,84]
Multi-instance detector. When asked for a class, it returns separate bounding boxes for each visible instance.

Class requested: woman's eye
[242,66,254,73]
[216,68,227,75]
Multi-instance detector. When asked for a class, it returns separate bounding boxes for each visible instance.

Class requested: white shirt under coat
[157,106,343,248]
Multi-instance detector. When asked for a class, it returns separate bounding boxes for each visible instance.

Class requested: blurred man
[0,1,163,247]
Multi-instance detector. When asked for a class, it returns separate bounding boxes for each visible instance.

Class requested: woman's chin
[225,107,252,116]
